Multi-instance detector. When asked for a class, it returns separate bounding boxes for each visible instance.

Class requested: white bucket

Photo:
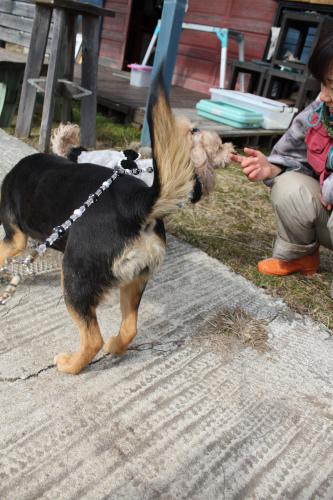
[128,64,152,87]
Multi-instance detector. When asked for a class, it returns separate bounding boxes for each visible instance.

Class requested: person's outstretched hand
[231,147,281,182]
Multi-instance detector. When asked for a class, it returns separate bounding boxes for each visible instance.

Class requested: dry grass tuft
[192,307,269,353]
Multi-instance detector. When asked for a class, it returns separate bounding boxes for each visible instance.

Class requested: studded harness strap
[0,149,153,305]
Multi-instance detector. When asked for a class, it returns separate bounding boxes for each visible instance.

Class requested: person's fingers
[323,201,332,210]
[244,147,261,157]
[241,157,259,169]
[247,169,261,181]
[231,152,259,168]
[243,164,260,177]
[230,153,243,164]
[320,193,332,210]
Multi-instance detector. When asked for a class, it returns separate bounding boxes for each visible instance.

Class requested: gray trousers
[270,171,333,260]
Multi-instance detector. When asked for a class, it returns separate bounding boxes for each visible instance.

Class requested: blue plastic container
[196,99,263,128]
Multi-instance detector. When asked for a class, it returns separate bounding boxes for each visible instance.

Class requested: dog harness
[35,150,153,256]
[0,149,153,305]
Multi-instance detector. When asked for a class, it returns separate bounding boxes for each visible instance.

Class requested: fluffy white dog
[51,122,234,195]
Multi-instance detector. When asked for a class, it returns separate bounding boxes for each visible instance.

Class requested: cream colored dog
[51,122,234,196]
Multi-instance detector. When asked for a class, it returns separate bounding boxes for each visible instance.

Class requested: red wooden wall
[99,0,276,94]
[99,0,133,68]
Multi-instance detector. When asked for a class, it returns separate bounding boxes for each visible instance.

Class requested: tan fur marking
[112,225,165,284]
[0,225,27,266]
[54,305,104,374]
[103,275,148,356]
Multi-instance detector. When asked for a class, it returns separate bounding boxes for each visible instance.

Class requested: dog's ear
[200,130,221,156]
[190,137,216,196]
[68,146,87,163]
[123,149,139,161]
[189,174,203,203]
[120,159,138,170]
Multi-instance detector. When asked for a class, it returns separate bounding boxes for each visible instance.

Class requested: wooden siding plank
[100,0,132,68]
[99,39,124,66]
[0,28,32,48]
[102,13,128,37]
[185,0,234,16]
[0,12,34,32]
[0,1,53,50]
[230,0,276,20]
[1,1,35,17]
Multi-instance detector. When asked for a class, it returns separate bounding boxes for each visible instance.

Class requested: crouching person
[231,29,333,292]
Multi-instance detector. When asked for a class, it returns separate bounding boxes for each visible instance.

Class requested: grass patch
[167,164,333,331]
[5,102,140,151]
[72,105,140,148]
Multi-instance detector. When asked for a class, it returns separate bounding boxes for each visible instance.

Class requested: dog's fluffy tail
[50,68,195,221]
[147,68,194,220]
[51,123,81,158]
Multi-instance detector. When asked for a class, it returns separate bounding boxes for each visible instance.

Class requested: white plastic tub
[209,88,298,129]
[128,64,152,87]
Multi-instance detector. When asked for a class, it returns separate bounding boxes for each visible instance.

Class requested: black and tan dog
[0,70,201,374]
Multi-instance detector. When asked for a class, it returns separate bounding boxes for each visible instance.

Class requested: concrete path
[1,130,333,499]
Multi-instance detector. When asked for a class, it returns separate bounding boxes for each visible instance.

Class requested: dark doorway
[123,0,163,69]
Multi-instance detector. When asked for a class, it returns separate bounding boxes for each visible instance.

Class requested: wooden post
[61,12,76,123]
[140,0,187,146]
[39,8,67,152]
[15,4,52,139]
[80,14,100,148]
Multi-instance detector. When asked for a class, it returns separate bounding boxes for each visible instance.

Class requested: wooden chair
[0,1,47,128]
[15,0,115,152]
[262,12,333,109]
[230,11,333,111]
[228,60,270,95]
[228,25,280,95]
[0,55,26,128]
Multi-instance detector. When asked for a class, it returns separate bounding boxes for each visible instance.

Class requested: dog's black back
[1,152,166,317]
[1,153,158,244]
[0,68,199,374]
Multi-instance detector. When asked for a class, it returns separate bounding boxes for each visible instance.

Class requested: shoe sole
[258,268,318,277]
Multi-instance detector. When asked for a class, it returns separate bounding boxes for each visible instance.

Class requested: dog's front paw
[54,352,83,375]
[103,336,127,356]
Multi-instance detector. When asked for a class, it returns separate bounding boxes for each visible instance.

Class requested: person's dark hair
[308,23,333,83]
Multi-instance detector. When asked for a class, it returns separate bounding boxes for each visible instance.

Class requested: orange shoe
[258,249,320,276]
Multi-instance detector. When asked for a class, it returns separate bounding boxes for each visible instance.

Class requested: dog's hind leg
[0,224,27,267]
[103,274,148,356]
[54,303,104,374]
[55,268,103,374]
